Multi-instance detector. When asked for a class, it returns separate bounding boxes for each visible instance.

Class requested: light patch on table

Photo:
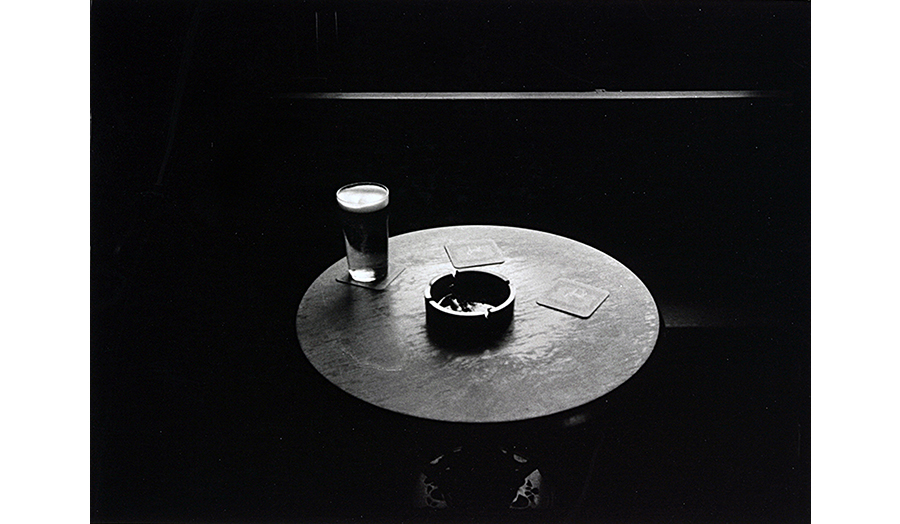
[337,331,407,372]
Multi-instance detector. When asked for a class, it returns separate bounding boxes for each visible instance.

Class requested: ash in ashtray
[438,294,493,314]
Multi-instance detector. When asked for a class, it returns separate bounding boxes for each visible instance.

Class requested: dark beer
[336,183,389,282]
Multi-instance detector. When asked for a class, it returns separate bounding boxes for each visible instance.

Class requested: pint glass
[336,182,389,282]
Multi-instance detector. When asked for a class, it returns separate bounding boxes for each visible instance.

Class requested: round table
[296,225,659,424]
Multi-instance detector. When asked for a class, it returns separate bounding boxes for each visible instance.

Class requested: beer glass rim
[336,182,389,211]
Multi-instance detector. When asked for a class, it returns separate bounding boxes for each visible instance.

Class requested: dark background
[91,1,810,522]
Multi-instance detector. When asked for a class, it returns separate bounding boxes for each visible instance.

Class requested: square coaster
[444,239,505,269]
[336,266,406,291]
[537,278,610,319]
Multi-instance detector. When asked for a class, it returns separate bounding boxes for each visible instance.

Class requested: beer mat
[444,240,505,269]
[537,278,610,319]
[336,266,405,290]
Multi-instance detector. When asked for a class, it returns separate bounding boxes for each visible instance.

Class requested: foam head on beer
[336,183,389,213]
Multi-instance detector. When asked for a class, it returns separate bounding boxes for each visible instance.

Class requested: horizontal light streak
[279,90,789,100]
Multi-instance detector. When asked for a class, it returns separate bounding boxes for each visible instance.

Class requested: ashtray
[424,269,516,346]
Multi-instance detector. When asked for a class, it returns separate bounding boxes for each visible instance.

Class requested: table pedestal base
[413,445,551,510]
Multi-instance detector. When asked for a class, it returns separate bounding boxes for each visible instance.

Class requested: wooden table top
[296,225,659,423]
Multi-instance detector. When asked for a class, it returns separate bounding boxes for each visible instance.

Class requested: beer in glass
[336,182,389,282]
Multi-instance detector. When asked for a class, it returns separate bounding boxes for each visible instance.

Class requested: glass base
[348,268,385,283]
[336,266,405,291]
